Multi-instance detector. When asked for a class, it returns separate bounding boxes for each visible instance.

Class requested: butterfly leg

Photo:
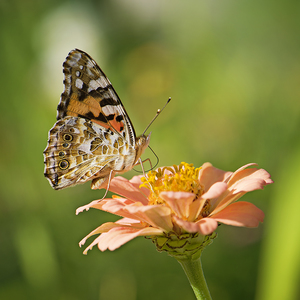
[101,169,114,200]
[138,158,145,176]
[91,169,114,200]
[134,158,153,176]
[142,158,153,170]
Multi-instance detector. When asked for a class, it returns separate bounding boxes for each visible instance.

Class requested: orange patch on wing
[83,96,101,117]
[67,111,79,117]
[90,117,124,132]
[110,118,124,133]
[67,94,101,117]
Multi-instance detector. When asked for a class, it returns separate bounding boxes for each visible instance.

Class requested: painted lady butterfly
[44,49,151,190]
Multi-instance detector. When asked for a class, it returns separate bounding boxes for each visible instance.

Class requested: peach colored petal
[79,218,146,249]
[79,222,118,249]
[76,199,105,214]
[160,191,196,219]
[109,176,149,205]
[83,198,146,221]
[129,175,151,198]
[187,197,207,222]
[201,182,228,199]
[115,217,141,225]
[198,162,232,192]
[83,226,163,253]
[174,216,219,235]
[211,167,272,213]
[79,198,173,231]
[230,177,270,194]
[186,182,228,222]
[124,204,173,231]
[210,201,264,227]
[195,218,220,235]
[210,193,245,216]
[101,199,143,213]
[76,197,134,215]
[227,165,271,188]
[225,163,258,184]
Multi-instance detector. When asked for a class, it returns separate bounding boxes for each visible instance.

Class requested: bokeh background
[1,0,300,299]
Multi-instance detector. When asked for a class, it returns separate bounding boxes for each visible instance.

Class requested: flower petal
[109,176,149,205]
[84,226,163,253]
[79,222,120,250]
[227,165,272,189]
[211,166,273,214]
[198,162,232,192]
[76,199,106,214]
[186,182,228,221]
[210,201,264,227]
[195,218,220,235]
[225,163,258,184]
[129,175,151,198]
[187,198,207,222]
[124,204,173,231]
[173,216,219,235]
[160,191,196,219]
[231,177,270,194]
[201,182,228,199]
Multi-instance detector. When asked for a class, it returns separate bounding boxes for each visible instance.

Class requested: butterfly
[44,49,151,190]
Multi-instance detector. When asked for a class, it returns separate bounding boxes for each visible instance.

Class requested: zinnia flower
[77,162,273,258]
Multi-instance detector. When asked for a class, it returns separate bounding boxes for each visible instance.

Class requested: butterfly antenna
[133,146,159,173]
[142,97,171,135]
[148,146,159,170]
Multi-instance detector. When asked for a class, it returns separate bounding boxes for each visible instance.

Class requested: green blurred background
[1,0,300,299]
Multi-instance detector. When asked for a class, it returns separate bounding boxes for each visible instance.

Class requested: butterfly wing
[58,49,136,146]
[44,116,134,190]
[44,49,139,190]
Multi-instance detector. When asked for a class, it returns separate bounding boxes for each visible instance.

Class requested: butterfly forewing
[44,49,150,190]
[58,49,136,145]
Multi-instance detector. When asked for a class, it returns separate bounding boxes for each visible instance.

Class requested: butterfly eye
[58,159,69,170]
[63,133,73,142]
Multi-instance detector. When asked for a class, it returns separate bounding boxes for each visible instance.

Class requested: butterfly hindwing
[44,116,131,189]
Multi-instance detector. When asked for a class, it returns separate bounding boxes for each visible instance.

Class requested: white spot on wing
[86,67,93,77]
[68,52,81,66]
[77,143,92,153]
[75,78,83,89]
[102,105,122,115]
[108,89,119,101]
[87,77,109,92]
[87,60,94,69]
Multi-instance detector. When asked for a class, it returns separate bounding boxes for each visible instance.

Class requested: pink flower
[77,162,273,254]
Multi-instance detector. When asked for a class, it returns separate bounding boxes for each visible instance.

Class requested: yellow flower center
[141,162,204,205]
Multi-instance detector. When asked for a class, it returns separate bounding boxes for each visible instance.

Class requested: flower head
[77,162,273,257]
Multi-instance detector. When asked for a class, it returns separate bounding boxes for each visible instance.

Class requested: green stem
[177,256,212,300]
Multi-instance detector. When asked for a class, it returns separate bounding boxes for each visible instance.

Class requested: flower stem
[177,256,212,300]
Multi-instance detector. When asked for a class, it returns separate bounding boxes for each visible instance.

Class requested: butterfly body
[44,49,150,190]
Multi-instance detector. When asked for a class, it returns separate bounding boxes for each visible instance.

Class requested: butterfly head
[134,132,151,163]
